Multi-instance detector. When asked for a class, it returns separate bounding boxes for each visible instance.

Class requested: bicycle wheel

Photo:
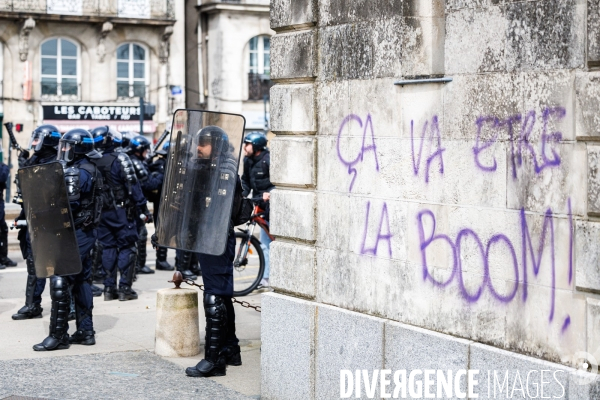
[233,232,265,296]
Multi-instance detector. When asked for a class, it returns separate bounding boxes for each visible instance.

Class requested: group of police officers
[4,114,271,378]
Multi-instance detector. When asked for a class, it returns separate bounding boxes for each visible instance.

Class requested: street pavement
[0,223,263,399]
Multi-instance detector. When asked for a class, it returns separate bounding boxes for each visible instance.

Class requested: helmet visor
[28,132,44,152]
[57,141,74,163]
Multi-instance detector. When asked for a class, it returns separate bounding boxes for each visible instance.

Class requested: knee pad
[50,276,70,301]
[203,293,226,319]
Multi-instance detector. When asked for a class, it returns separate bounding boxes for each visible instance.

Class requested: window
[41,38,79,97]
[249,36,270,76]
[117,43,147,98]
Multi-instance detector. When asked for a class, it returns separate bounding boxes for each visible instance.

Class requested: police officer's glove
[140,204,153,224]
[151,233,159,249]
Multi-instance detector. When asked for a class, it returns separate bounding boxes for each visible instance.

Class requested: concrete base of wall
[261,293,600,400]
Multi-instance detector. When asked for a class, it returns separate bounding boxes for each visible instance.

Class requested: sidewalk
[0,224,263,399]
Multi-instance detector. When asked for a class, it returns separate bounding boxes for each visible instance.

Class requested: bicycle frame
[235,204,274,267]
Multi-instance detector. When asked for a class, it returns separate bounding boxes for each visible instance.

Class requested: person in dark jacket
[240,132,274,287]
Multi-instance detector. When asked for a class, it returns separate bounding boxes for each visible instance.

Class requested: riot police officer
[12,125,61,320]
[148,142,174,271]
[33,128,102,351]
[92,127,150,301]
[127,135,161,275]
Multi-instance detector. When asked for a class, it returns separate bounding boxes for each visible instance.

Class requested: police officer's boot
[136,226,154,275]
[0,226,16,267]
[104,286,118,301]
[119,249,138,301]
[190,253,202,277]
[155,246,174,271]
[12,257,43,320]
[185,294,227,377]
[69,304,95,346]
[33,276,70,351]
[176,251,197,281]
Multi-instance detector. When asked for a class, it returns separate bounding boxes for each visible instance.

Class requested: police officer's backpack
[232,176,253,226]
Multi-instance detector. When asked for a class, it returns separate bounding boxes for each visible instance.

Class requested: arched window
[41,38,79,97]
[117,43,148,98]
[249,35,270,76]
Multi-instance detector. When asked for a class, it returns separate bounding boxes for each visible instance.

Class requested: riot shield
[19,161,82,278]
[156,110,245,255]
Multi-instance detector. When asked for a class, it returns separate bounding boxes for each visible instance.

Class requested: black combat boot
[12,257,43,320]
[190,253,202,277]
[155,247,174,271]
[221,345,242,366]
[69,305,95,346]
[176,251,197,281]
[118,285,138,301]
[33,277,70,351]
[185,294,227,377]
[104,286,118,301]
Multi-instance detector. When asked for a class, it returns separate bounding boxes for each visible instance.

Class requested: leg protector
[185,294,227,377]
[12,257,44,320]
[176,251,197,281]
[33,276,70,351]
[155,247,174,271]
[0,221,15,266]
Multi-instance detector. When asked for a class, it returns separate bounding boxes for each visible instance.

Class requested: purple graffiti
[410,116,445,183]
[417,200,572,326]
[360,201,393,258]
[561,316,571,334]
[568,198,573,284]
[337,114,380,192]
[475,107,566,179]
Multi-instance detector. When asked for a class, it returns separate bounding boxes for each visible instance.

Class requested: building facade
[185,0,272,131]
[263,0,600,398]
[0,0,186,164]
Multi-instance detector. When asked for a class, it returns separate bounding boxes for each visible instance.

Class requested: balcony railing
[248,73,272,101]
[41,82,81,102]
[1,0,175,20]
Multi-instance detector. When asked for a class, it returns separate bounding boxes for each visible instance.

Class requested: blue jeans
[260,226,271,279]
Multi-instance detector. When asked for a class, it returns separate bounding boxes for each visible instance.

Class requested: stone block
[446,0,491,12]
[270,136,315,187]
[445,6,506,74]
[318,0,403,26]
[505,0,585,71]
[154,288,200,357]
[401,17,445,77]
[587,298,600,359]
[271,0,316,30]
[469,343,572,399]
[576,71,600,139]
[588,145,600,214]
[315,304,385,400]
[261,293,315,400]
[385,321,471,394]
[319,23,374,82]
[575,220,600,293]
[271,30,316,80]
[588,0,600,63]
[270,189,315,241]
[270,241,316,298]
[270,84,315,133]
[568,370,600,400]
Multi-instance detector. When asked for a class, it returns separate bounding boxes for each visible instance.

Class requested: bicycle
[233,200,273,296]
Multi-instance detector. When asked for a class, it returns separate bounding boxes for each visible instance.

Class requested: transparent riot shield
[19,161,82,278]
[156,110,245,255]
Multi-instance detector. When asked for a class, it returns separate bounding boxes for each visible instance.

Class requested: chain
[183,279,262,313]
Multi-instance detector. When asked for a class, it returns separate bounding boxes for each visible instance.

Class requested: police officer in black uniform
[92,128,150,301]
[127,135,161,276]
[12,125,61,320]
[33,128,102,351]
[148,141,174,271]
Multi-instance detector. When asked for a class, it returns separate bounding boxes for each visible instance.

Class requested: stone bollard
[155,287,200,357]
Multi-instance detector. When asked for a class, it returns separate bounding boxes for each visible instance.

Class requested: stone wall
[263,0,600,398]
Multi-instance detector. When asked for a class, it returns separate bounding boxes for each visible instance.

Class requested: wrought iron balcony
[1,0,175,21]
[248,73,272,101]
[40,82,81,102]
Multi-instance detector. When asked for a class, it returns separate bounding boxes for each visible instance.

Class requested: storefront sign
[43,105,153,121]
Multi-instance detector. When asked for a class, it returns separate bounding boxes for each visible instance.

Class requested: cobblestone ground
[0,351,254,400]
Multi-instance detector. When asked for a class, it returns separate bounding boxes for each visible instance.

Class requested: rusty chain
[182,278,262,313]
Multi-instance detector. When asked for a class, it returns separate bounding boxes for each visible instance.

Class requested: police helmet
[243,131,267,152]
[156,140,170,156]
[130,135,151,154]
[57,128,95,163]
[195,126,229,159]
[29,124,61,152]
[121,131,136,148]
[90,125,121,150]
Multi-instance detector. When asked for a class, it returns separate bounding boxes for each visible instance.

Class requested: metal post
[6,142,11,202]
[139,96,145,134]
